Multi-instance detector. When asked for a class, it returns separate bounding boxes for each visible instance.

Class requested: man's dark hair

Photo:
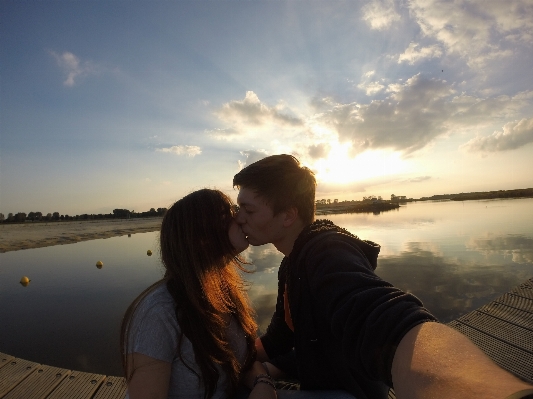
[233,154,316,224]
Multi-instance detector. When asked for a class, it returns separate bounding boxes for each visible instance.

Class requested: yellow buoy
[20,276,30,287]
[147,250,153,256]
[96,260,104,268]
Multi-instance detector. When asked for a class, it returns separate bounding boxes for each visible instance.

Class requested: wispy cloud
[357,80,386,96]
[361,0,401,30]
[408,0,533,69]
[398,42,443,65]
[407,176,431,183]
[50,51,102,87]
[206,127,240,140]
[462,117,533,153]
[156,145,202,157]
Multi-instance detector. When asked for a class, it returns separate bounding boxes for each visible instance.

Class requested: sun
[313,144,408,184]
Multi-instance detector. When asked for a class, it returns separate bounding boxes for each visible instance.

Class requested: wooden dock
[0,355,125,399]
[388,276,533,398]
[2,278,532,398]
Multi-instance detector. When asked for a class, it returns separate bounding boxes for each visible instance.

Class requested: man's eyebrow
[237,200,255,208]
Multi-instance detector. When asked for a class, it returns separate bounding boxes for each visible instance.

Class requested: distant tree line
[316,194,410,208]
[314,187,533,211]
[0,208,167,224]
[418,188,533,202]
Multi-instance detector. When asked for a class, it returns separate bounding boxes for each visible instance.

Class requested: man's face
[236,187,286,246]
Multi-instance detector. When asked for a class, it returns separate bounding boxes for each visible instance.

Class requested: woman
[120,189,277,399]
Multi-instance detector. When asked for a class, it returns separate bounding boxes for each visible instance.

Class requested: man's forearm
[392,322,533,399]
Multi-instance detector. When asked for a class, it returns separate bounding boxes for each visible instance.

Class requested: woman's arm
[243,361,278,399]
[127,352,172,399]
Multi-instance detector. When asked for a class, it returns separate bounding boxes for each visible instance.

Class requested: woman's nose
[234,209,245,224]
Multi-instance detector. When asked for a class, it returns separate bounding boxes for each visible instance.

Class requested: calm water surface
[1,198,533,376]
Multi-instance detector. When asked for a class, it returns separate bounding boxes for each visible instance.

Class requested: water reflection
[376,241,533,323]
[1,199,532,376]
[467,234,533,264]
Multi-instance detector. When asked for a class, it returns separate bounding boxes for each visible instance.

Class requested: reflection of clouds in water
[402,241,444,257]
[241,244,284,333]
[377,242,533,323]
[243,244,284,272]
[467,234,533,264]
[250,292,278,335]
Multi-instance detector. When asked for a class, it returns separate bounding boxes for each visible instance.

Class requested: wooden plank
[92,376,126,399]
[449,320,533,383]
[455,310,533,353]
[46,370,105,399]
[480,302,533,330]
[0,357,39,398]
[2,365,70,399]
[0,355,14,372]
[510,278,533,294]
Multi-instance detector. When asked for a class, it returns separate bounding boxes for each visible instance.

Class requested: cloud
[308,143,331,160]
[407,176,431,183]
[462,118,533,152]
[206,127,240,140]
[357,81,385,96]
[361,0,401,30]
[156,145,202,157]
[215,91,303,132]
[50,51,101,87]
[398,42,443,65]
[313,74,532,155]
[356,70,386,96]
[408,0,533,69]
[237,149,269,170]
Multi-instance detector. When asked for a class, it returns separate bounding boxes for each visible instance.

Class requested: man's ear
[282,207,299,227]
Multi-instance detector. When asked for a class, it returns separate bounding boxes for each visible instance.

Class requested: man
[234,154,533,399]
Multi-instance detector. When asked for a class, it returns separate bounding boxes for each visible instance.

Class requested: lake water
[1,198,533,377]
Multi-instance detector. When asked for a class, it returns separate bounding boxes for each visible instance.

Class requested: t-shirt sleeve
[127,294,180,363]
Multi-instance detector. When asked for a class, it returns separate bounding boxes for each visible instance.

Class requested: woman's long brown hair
[120,189,257,399]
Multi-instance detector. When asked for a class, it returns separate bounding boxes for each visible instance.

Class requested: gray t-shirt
[126,280,248,399]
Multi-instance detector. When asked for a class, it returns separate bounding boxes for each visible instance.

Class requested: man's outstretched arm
[392,322,533,399]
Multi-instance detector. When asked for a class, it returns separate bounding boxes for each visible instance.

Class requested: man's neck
[272,219,310,257]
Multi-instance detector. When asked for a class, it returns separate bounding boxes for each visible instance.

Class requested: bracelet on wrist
[254,378,276,390]
[253,373,270,386]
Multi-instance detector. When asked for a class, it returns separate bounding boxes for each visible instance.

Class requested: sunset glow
[313,145,409,185]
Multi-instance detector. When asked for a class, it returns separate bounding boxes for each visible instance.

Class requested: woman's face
[228,218,249,253]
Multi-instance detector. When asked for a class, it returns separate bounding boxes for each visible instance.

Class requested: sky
[1,0,533,216]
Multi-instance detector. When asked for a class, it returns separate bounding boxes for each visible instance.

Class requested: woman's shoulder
[132,280,177,325]
[127,280,182,361]
[140,280,174,304]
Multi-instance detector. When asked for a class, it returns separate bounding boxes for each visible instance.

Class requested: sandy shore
[0,217,162,253]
